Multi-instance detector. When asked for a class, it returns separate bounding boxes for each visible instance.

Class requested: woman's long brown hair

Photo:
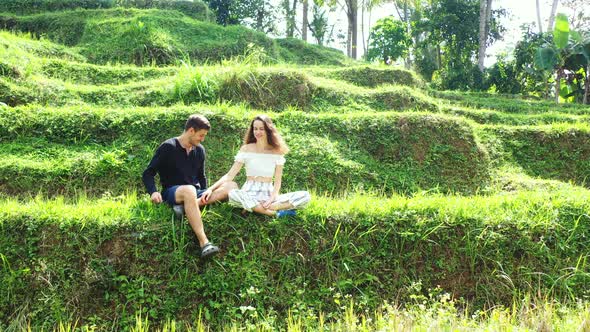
[243,115,289,154]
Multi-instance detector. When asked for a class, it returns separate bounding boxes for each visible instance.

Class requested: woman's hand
[200,189,213,204]
[262,194,277,209]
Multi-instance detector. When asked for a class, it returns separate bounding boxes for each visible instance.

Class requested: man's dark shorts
[162,185,206,206]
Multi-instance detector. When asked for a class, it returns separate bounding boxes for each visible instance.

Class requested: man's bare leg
[175,185,209,247]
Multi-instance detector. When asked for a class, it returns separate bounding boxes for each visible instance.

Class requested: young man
[142,114,237,258]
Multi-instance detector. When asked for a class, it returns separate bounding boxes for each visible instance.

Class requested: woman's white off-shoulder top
[234,152,286,177]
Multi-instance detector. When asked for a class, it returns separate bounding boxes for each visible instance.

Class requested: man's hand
[151,192,163,204]
[200,189,213,204]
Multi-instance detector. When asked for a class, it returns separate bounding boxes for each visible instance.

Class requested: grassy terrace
[1,19,590,329]
[2,191,590,328]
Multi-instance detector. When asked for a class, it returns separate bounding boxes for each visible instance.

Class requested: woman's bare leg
[252,204,276,216]
[269,201,294,211]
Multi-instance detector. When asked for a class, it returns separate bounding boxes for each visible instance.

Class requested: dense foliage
[366,17,411,64]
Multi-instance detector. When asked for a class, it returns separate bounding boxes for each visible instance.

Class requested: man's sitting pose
[142,114,237,258]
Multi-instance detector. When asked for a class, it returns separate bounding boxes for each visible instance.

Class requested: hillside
[0,8,348,66]
[1,24,590,330]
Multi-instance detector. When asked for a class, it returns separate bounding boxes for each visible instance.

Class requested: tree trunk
[584,65,589,104]
[478,0,492,71]
[347,22,352,57]
[345,0,358,59]
[404,0,412,68]
[555,70,561,103]
[477,0,487,71]
[302,0,308,42]
[285,0,297,38]
[361,0,366,56]
[547,0,559,32]
[484,0,492,35]
[351,10,358,59]
[256,8,264,31]
[366,7,372,56]
[437,44,441,69]
[536,0,543,33]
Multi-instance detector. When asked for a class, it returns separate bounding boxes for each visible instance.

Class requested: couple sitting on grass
[142,114,311,259]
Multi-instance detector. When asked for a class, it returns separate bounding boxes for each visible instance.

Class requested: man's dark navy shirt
[142,138,207,195]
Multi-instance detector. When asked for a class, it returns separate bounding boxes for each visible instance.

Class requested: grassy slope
[2,191,590,327]
[0,8,348,66]
[1,29,590,329]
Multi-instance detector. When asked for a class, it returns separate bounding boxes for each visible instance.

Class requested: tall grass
[17,298,590,331]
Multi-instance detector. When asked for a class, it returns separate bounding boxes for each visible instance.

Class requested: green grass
[0,0,212,20]
[1,11,590,330]
[433,90,590,115]
[0,8,348,66]
[0,104,491,195]
[310,65,425,88]
[1,190,590,328]
[440,105,590,125]
[8,298,590,331]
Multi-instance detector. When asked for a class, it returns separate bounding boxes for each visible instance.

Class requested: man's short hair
[185,114,211,132]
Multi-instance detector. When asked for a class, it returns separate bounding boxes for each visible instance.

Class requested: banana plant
[534,13,590,104]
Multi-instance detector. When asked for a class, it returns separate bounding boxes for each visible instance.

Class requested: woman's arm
[201,161,243,203]
[263,164,283,208]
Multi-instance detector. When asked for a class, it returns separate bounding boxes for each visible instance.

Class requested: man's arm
[142,143,168,200]
[196,145,207,189]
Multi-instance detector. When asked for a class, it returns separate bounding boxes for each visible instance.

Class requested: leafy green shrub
[366,17,411,63]
[485,56,523,94]
[432,63,487,91]
[81,15,180,65]
[0,9,263,65]
[284,112,490,193]
[368,87,438,111]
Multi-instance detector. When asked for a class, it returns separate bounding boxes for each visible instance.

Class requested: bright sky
[305,0,568,68]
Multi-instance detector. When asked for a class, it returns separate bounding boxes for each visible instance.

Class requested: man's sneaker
[200,242,220,258]
[276,209,297,218]
[172,204,185,219]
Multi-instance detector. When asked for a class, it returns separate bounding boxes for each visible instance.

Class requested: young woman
[201,115,310,217]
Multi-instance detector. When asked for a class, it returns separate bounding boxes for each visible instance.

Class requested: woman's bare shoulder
[239,144,257,152]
